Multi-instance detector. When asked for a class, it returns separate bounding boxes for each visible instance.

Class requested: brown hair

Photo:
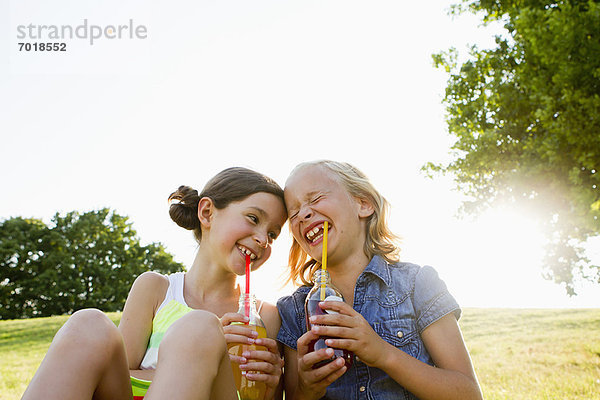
[168,167,285,243]
[287,160,401,285]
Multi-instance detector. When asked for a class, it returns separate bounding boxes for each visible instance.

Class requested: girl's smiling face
[284,165,372,265]
[200,192,287,275]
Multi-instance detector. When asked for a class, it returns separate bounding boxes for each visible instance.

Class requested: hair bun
[168,185,201,230]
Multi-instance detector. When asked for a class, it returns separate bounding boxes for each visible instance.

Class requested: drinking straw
[245,254,251,320]
[320,221,328,301]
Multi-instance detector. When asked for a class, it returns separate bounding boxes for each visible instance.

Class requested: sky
[1,0,597,308]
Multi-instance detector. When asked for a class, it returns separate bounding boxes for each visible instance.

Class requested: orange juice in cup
[228,294,267,400]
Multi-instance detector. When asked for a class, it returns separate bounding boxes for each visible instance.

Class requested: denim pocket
[373,319,420,358]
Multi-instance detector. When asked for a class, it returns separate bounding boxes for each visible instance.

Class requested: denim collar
[361,255,392,287]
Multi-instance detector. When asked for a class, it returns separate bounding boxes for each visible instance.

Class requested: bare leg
[145,310,238,400]
[22,309,132,400]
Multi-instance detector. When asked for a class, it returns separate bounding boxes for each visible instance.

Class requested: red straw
[245,254,250,321]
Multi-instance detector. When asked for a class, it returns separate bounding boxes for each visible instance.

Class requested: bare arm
[118,271,168,381]
[316,302,483,400]
[283,345,300,399]
[378,314,483,400]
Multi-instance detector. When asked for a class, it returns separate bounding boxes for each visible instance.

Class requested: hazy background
[1,0,597,308]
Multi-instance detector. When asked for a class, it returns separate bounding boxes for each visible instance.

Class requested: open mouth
[304,222,330,244]
[237,244,257,260]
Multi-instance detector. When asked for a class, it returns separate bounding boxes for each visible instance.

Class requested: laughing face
[201,192,287,275]
[284,165,373,266]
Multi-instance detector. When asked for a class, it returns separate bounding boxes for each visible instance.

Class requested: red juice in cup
[304,271,354,369]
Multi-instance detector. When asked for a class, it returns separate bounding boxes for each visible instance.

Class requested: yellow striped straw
[320,221,328,301]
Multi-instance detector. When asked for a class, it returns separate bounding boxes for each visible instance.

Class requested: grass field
[1,308,599,399]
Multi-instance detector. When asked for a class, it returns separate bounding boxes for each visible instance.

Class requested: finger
[309,313,355,327]
[244,372,277,382]
[319,301,357,316]
[224,333,257,345]
[244,371,281,387]
[324,338,355,351]
[315,358,348,386]
[254,337,279,354]
[308,356,347,382]
[300,347,336,371]
[223,324,259,338]
[311,325,355,339]
[297,330,320,357]
[220,312,249,326]
[228,354,247,364]
[239,360,280,375]
[240,349,281,367]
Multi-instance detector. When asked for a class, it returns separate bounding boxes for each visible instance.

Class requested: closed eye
[310,195,323,204]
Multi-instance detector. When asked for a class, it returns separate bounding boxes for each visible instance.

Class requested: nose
[254,231,268,248]
[299,204,313,220]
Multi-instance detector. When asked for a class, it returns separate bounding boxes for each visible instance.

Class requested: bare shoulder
[258,300,281,339]
[133,271,169,291]
[127,271,170,313]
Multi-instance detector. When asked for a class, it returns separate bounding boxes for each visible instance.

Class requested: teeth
[238,245,257,260]
[306,224,325,242]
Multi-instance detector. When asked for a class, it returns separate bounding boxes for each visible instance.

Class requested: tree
[0,217,50,319]
[428,0,600,294]
[0,209,184,319]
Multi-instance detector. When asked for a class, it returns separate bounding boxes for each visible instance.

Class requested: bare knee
[68,308,112,325]
[159,310,226,355]
[57,309,121,352]
[65,309,117,333]
[165,310,224,341]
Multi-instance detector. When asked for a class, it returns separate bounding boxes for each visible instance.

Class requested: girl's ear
[197,197,214,228]
[357,197,375,219]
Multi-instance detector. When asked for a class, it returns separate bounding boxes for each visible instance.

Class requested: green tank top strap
[146,300,193,349]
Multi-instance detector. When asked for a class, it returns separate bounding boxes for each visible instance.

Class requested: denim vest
[277,256,461,400]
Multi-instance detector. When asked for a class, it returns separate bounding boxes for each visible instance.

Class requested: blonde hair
[287,160,401,285]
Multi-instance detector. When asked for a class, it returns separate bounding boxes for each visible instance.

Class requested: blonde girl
[277,160,482,400]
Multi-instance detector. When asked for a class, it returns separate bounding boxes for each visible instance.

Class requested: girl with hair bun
[23,167,288,400]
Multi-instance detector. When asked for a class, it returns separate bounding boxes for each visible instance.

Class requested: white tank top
[139,272,264,370]
[139,272,188,370]
[157,272,188,311]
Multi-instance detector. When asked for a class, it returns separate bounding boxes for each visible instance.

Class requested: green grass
[0,312,121,399]
[1,309,599,399]
[460,308,600,399]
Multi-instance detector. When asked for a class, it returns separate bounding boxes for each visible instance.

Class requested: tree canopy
[0,209,184,319]
[428,0,600,294]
